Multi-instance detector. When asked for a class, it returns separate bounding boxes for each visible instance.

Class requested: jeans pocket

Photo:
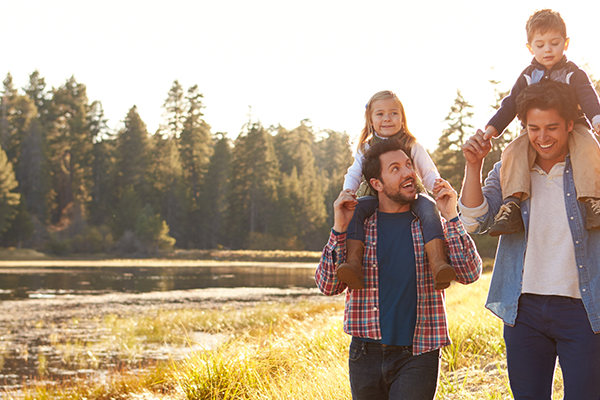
[349,340,363,361]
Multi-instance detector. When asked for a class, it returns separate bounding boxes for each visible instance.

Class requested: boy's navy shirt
[362,210,417,346]
[488,56,600,135]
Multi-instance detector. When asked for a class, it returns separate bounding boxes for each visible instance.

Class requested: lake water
[0,263,318,300]
[0,263,321,396]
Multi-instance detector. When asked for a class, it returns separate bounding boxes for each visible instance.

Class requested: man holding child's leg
[460,80,600,399]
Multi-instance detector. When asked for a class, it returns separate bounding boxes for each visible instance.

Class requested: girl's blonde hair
[354,90,417,155]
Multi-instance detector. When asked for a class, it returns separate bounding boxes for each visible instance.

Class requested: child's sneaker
[489,202,525,237]
[585,198,600,230]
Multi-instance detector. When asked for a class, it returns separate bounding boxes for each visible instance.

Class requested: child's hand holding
[482,126,498,141]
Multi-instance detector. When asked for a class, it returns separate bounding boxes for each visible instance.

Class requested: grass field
[3,271,567,400]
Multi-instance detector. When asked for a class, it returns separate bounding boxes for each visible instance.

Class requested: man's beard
[382,183,417,206]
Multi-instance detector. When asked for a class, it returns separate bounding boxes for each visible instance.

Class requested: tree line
[2,71,593,254]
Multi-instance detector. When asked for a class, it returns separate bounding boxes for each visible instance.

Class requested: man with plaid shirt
[316,138,481,400]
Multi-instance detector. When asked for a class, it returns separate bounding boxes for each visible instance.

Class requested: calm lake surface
[0,263,317,300]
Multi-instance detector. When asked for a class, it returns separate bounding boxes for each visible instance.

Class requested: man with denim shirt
[460,80,600,399]
[316,138,481,400]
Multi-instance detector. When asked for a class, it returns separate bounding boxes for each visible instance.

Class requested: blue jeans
[503,294,600,400]
[347,194,444,243]
[348,337,439,400]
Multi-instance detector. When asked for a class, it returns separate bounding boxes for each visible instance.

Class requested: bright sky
[3,0,600,151]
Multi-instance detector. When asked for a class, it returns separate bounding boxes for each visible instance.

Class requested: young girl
[337,90,456,290]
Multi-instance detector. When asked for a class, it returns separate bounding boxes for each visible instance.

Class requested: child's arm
[411,142,441,193]
[485,70,530,140]
[343,149,365,193]
[570,68,600,135]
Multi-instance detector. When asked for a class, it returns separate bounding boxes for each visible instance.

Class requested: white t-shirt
[521,163,580,298]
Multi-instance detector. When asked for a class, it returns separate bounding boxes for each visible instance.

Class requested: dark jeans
[503,294,600,400]
[347,194,443,243]
[348,337,439,400]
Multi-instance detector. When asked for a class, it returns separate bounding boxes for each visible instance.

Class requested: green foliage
[0,71,525,255]
[42,233,72,255]
[135,204,176,252]
[432,89,474,191]
[0,146,20,234]
[227,121,280,248]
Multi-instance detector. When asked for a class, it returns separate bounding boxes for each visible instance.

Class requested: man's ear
[370,178,382,192]
[567,120,574,133]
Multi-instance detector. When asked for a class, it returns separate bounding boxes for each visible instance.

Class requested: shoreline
[0,259,318,268]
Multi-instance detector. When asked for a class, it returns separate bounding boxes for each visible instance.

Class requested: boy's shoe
[336,239,365,290]
[489,202,525,237]
[585,198,600,230]
[424,238,456,290]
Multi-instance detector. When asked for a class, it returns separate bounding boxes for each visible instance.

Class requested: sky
[3,0,600,151]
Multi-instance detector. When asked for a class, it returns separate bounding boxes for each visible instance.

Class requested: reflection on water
[0,264,319,396]
[0,264,317,300]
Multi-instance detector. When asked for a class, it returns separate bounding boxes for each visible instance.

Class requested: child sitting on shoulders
[338,90,456,291]
[482,9,600,236]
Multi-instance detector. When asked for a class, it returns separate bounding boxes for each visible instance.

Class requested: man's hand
[433,178,458,221]
[462,129,492,166]
[333,189,358,233]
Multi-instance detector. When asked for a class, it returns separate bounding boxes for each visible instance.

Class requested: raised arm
[460,129,492,208]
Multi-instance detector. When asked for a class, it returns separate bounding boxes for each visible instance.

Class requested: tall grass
[4,272,567,399]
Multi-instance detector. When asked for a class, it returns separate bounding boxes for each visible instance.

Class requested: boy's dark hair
[516,80,580,125]
[526,9,567,43]
[363,137,416,192]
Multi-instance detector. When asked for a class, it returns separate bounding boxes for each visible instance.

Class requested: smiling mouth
[539,143,553,149]
[401,179,414,189]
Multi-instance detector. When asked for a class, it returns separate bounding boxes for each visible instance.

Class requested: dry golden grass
[4,271,569,399]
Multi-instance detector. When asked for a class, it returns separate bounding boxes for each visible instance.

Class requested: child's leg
[412,194,456,290]
[346,196,379,241]
[338,196,379,290]
[569,124,600,229]
[489,130,533,236]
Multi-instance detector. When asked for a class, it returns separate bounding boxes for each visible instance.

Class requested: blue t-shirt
[363,210,417,346]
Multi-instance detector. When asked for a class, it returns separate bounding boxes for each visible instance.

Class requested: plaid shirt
[315,212,482,355]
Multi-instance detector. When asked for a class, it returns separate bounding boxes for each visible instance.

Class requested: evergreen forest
[1,71,596,254]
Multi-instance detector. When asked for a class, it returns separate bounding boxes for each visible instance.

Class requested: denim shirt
[461,157,600,333]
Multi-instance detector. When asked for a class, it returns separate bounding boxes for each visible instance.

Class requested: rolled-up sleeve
[444,219,482,285]
[458,198,490,233]
[315,230,348,296]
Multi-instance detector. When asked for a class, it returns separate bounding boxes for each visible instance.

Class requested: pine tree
[88,101,115,226]
[0,146,20,235]
[150,133,185,245]
[200,133,231,249]
[314,129,353,227]
[227,122,279,248]
[179,85,213,248]
[45,77,94,229]
[272,120,328,249]
[432,90,474,191]
[113,106,153,236]
[483,80,517,178]
[162,80,186,138]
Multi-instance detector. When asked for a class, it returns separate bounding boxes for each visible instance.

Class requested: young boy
[481,9,600,236]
